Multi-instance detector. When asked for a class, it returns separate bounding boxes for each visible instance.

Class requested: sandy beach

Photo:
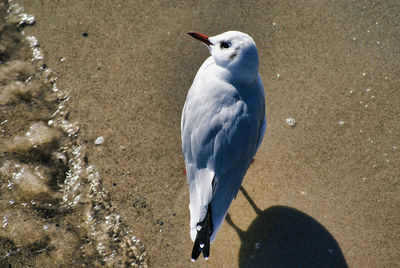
[2,0,399,267]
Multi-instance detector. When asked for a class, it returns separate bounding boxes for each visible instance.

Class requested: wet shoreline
[1,1,148,266]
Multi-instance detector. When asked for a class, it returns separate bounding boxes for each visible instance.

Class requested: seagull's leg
[191,204,213,261]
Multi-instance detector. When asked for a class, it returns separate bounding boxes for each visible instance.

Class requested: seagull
[181,31,266,261]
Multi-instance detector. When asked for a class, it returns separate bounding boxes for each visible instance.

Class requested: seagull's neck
[201,57,259,91]
[217,64,259,88]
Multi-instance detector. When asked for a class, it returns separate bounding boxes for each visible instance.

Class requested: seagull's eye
[220,41,231,49]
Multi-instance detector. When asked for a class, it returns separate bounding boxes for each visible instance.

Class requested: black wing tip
[190,205,213,262]
[202,240,210,259]
[191,237,210,261]
[191,239,202,261]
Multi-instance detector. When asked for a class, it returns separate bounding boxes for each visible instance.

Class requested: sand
[4,0,400,267]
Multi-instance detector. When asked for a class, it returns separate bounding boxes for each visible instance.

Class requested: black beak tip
[187,31,212,46]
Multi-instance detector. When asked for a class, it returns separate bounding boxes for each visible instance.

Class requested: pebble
[94,136,104,145]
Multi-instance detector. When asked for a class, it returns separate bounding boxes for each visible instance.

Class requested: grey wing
[211,102,260,174]
[182,79,264,189]
[207,98,263,242]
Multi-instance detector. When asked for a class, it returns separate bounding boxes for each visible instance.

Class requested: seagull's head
[188,31,259,81]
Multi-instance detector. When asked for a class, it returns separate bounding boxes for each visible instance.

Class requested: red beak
[188,32,212,46]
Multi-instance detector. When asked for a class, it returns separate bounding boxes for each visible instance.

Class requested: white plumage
[181,31,266,261]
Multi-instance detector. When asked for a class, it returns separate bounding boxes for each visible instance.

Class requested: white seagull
[181,31,266,261]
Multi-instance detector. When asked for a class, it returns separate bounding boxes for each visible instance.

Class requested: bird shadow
[225,187,348,268]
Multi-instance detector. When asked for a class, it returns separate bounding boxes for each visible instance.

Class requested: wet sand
[5,0,400,267]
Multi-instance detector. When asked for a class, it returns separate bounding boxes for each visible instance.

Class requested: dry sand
[10,0,400,267]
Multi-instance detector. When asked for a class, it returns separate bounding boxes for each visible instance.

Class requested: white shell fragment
[286,117,296,127]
